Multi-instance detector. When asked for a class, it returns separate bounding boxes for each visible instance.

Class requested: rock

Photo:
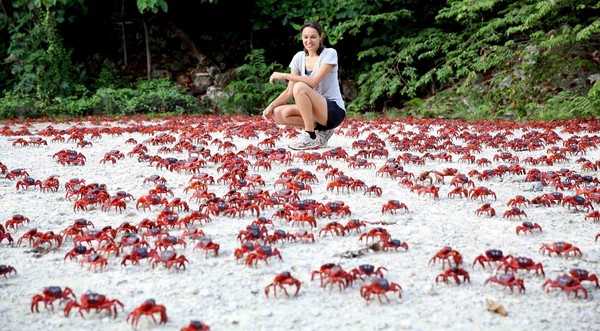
[152,69,171,80]
[192,72,213,95]
[341,79,357,100]
[214,68,236,88]
[207,66,220,77]
[204,86,225,102]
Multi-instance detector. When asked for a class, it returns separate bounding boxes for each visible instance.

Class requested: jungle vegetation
[0,0,599,120]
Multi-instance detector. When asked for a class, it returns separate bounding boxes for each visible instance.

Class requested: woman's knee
[292,82,311,97]
[272,106,285,124]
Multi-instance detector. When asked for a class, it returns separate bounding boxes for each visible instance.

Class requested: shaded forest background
[0,0,599,120]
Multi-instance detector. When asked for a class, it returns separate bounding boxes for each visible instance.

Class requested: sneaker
[316,129,335,147]
[288,132,321,150]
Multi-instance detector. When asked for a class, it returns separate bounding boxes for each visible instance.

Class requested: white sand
[0,117,599,331]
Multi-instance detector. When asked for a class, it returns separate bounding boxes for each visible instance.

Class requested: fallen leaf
[486,299,508,317]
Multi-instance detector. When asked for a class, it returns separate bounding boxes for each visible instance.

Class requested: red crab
[585,211,600,222]
[64,291,124,318]
[381,239,409,251]
[0,264,17,278]
[503,207,527,219]
[136,194,168,211]
[485,273,525,293]
[237,224,268,243]
[567,268,599,288]
[80,254,108,271]
[542,275,588,299]
[292,230,315,243]
[413,185,440,199]
[447,187,469,199]
[562,195,593,211]
[507,195,530,207]
[289,213,317,228]
[473,249,511,269]
[266,229,295,245]
[120,245,152,264]
[31,286,76,312]
[5,168,29,180]
[310,263,339,286]
[251,217,274,228]
[469,186,497,201]
[5,214,30,230]
[264,271,301,298]
[360,278,402,304]
[429,246,463,268]
[64,245,97,261]
[316,201,351,218]
[155,235,187,251]
[16,177,42,191]
[450,174,475,188]
[344,219,367,233]
[32,231,63,249]
[0,231,13,245]
[364,185,382,197]
[435,267,470,284]
[144,175,167,185]
[319,222,346,237]
[539,241,582,257]
[321,265,354,290]
[245,245,282,267]
[41,176,60,192]
[234,242,256,261]
[516,222,542,235]
[150,250,189,270]
[127,299,168,327]
[181,320,211,331]
[475,203,496,217]
[351,264,387,280]
[359,227,390,243]
[497,256,545,276]
[167,198,189,212]
[194,238,220,257]
[381,200,408,214]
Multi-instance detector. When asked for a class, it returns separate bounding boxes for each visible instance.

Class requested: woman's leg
[272,105,305,128]
[292,82,327,131]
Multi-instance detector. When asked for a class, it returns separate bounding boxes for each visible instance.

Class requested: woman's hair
[301,21,325,55]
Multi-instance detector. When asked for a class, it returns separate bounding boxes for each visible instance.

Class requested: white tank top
[289,48,345,111]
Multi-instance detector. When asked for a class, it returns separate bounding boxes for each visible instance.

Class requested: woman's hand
[269,72,288,83]
[262,104,274,120]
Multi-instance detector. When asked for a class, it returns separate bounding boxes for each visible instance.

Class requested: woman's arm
[269,79,294,108]
[270,64,334,88]
[263,74,295,118]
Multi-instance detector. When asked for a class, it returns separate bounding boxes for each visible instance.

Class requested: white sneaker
[288,132,321,150]
[316,129,335,147]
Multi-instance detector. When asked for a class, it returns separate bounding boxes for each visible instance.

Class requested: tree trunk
[143,19,151,80]
[120,0,127,67]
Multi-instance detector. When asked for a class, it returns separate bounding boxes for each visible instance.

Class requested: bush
[0,79,205,119]
[218,49,286,114]
[0,93,44,119]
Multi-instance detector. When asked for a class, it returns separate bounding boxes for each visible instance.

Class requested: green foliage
[136,0,168,14]
[124,79,201,114]
[0,92,44,119]
[219,49,286,114]
[95,60,123,89]
[0,79,204,119]
[7,9,78,100]
[2,0,599,120]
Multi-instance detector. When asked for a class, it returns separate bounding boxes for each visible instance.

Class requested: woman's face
[302,27,321,53]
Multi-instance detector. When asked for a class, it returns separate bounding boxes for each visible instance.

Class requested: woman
[263,22,346,150]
